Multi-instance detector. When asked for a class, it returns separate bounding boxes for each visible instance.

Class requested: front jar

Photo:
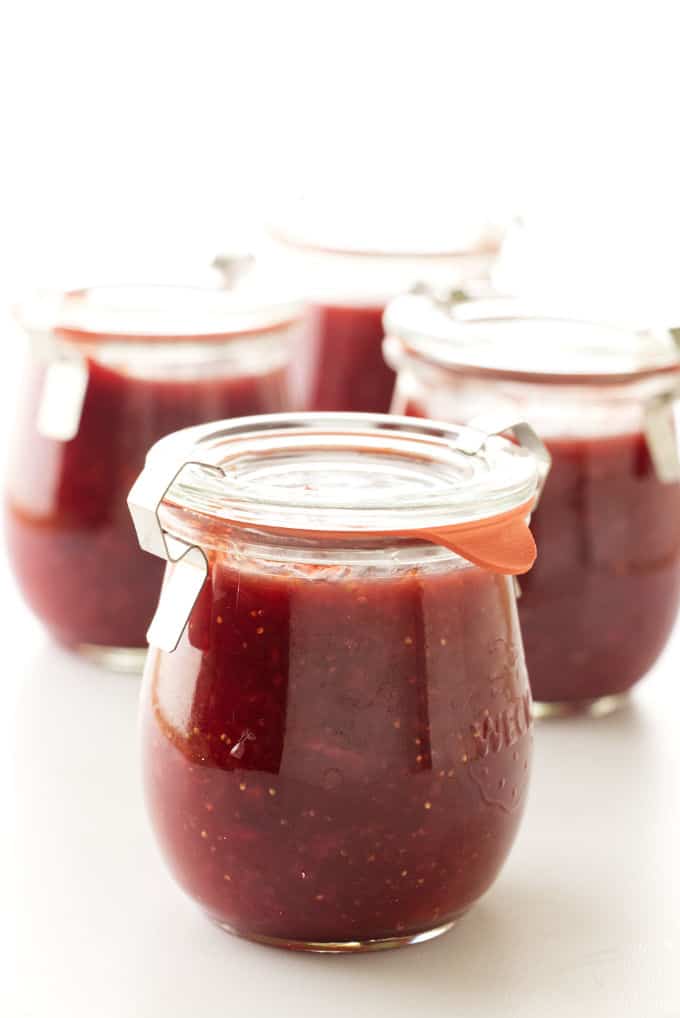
[257,220,503,415]
[385,294,680,716]
[5,284,302,670]
[129,412,546,951]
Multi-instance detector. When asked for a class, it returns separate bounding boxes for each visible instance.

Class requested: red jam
[141,546,532,946]
[5,356,290,653]
[404,399,680,704]
[303,303,395,413]
[518,431,680,703]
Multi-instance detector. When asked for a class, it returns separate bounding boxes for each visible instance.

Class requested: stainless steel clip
[128,455,226,653]
[211,251,255,288]
[33,327,89,442]
[643,386,680,484]
[456,412,552,507]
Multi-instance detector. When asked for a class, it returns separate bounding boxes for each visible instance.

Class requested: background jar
[5,284,302,670]
[385,294,680,715]
[129,412,544,951]
[256,221,503,415]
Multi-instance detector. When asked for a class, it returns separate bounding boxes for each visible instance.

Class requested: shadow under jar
[128,412,546,951]
[258,220,503,414]
[5,284,301,670]
[385,292,680,716]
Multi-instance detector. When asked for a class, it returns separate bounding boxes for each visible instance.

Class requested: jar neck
[394,355,680,439]
[28,325,296,381]
[159,503,471,573]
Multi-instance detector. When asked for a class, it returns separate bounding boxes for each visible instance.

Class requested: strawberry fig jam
[303,303,393,413]
[130,412,544,950]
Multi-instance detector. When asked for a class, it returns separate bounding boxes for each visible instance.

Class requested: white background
[2,2,680,1015]
[1,1,680,304]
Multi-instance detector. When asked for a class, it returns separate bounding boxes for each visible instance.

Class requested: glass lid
[265,192,508,258]
[259,200,507,304]
[268,218,503,259]
[144,412,540,535]
[17,282,303,342]
[383,293,680,385]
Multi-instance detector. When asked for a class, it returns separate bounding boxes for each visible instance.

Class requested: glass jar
[385,292,680,716]
[5,284,302,670]
[254,220,503,415]
[128,411,547,952]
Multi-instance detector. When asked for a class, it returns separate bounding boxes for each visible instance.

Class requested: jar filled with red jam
[254,219,503,414]
[385,292,680,716]
[5,284,302,670]
[128,411,547,951]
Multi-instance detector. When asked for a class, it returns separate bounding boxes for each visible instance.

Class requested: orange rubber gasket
[201,497,537,576]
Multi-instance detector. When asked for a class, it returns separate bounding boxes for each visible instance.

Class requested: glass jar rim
[267,224,503,260]
[383,293,680,386]
[16,283,303,344]
[260,232,501,307]
[143,412,540,535]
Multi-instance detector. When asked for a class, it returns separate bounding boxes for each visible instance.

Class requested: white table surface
[2,543,679,1018]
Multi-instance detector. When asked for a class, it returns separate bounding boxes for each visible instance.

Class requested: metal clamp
[128,455,226,653]
[408,279,501,315]
[456,412,552,507]
[32,326,89,442]
[409,280,477,313]
[211,251,255,288]
[644,387,680,484]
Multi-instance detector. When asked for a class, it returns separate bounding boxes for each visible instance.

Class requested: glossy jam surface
[403,398,680,703]
[303,303,395,413]
[142,544,532,947]
[5,356,290,651]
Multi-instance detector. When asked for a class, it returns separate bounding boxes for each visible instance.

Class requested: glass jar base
[533,691,630,720]
[75,642,148,674]
[214,917,460,953]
